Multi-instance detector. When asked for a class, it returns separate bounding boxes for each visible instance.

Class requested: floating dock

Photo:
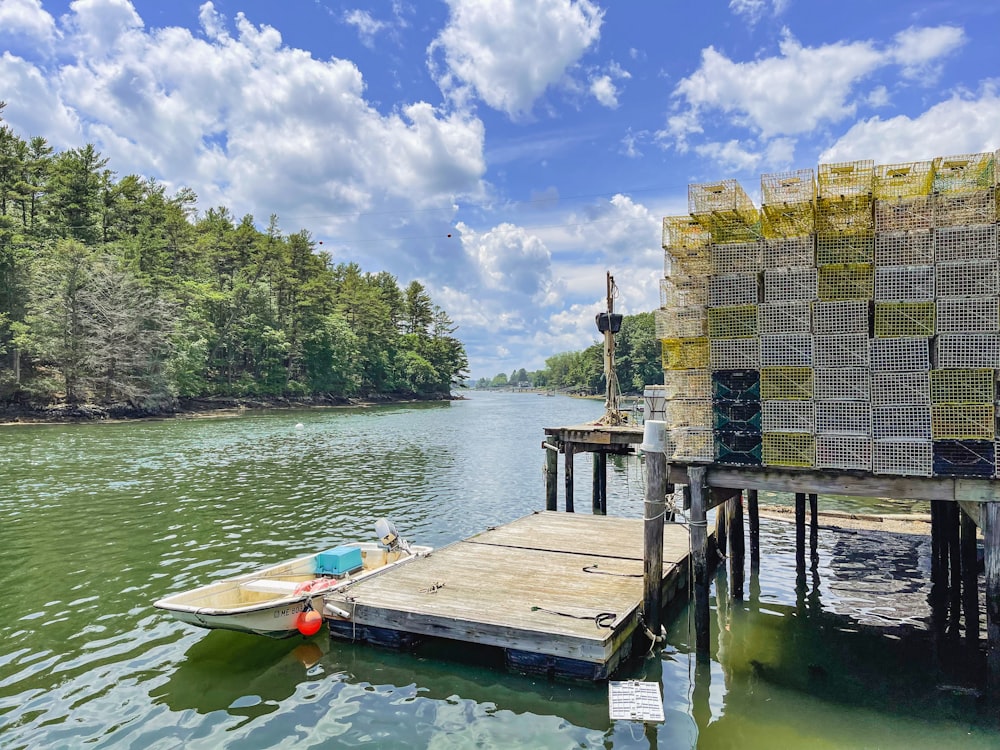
[322,511,695,680]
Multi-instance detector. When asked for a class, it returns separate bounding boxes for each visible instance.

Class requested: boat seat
[239,579,300,595]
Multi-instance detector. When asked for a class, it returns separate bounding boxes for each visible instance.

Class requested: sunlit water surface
[1,392,996,748]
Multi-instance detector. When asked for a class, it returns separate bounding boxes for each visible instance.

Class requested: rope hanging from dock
[530,606,617,629]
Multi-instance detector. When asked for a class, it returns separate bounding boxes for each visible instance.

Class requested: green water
[0,392,996,748]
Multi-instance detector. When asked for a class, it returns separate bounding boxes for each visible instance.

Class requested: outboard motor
[375,518,410,552]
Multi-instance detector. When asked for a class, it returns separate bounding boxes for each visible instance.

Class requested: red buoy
[297,608,323,636]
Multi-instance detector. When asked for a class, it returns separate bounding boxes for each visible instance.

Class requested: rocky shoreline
[0,392,459,424]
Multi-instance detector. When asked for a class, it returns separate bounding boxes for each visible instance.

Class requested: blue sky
[1,0,998,381]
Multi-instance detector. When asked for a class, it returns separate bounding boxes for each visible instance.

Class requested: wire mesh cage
[932,152,995,194]
[761,204,815,238]
[660,276,709,308]
[697,211,765,244]
[814,333,870,368]
[870,337,931,371]
[811,300,870,335]
[664,369,713,400]
[873,439,933,476]
[762,400,816,433]
[874,265,934,302]
[874,161,934,199]
[816,434,873,471]
[936,260,999,297]
[715,431,763,466]
[872,370,931,406]
[644,385,667,422]
[874,196,934,233]
[935,296,999,334]
[709,338,760,370]
[712,400,763,433]
[655,306,707,339]
[815,196,875,234]
[872,404,932,439]
[662,337,710,371]
[762,432,816,468]
[935,334,1000,369]
[933,440,995,478]
[815,401,871,435]
[762,168,816,205]
[688,179,757,217]
[759,301,812,335]
[760,366,814,400]
[933,224,998,263]
[933,189,997,227]
[818,263,874,301]
[711,369,761,401]
[707,304,759,339]
[710,241,763,274]
[763,267,818,302]
[929,368,994,404]
[760,334,813,367]
[930,403,995,440]
[814,367,870,401]
[665,399,714,429]
[818,160,875,199]
[874,301,936,337]
[670,427,715,462]
[816,232,874,265]
[666,248,713,279]
[762,236,815,269]
[874,230,934,266]
[662,215,712,250]
[708,273,760,307]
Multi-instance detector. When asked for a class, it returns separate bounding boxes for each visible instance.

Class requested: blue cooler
[315,545,364,576]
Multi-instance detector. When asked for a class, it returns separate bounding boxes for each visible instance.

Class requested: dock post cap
[640,420,668,454]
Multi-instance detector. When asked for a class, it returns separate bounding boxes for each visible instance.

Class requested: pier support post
[592,452,607,515]
[688,465,710,656]
[729,493,745,601]
[808,493,818,569]
[544,439,558,511]
[795,492,806,576]
[564,443,575,513]
[960,507,979,644]
[715,500,728,563]
[747,489,759,569]
[642,448,668,639]
[984,502,1000,691]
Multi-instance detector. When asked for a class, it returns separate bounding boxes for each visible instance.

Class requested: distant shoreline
[0,392,460,426]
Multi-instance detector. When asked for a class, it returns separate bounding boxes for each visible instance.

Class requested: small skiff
[154,521,431,638]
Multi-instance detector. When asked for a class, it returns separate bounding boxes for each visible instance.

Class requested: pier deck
[322,511,694,679]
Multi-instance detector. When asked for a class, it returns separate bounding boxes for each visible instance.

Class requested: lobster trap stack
[656,149,999,478]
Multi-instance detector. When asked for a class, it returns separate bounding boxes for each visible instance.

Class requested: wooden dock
[322,511,695,680]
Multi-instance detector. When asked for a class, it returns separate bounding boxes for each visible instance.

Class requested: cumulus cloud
[0,0,57,43]
[820,83,1000,164]
[661,25,969,170]
[428,0,604,118]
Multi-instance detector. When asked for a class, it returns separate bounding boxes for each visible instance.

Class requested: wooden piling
[544,439,558,511]
[960,508,979,643]
[592,453,602,515]
[642,448,667,638]
[984,502,1000,690]
[808,493,818,567]
[747,489,759,570]
[795,492,806,575]
[599,453,608,514]
[688,465,710,655]
[729,492,745,601]
[715,500,728,563]
[564,444,575,513]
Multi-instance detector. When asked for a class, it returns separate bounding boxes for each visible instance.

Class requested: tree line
[0,102,468,409]
[474,312,660,394]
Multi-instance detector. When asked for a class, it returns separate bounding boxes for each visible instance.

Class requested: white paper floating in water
[608,680,665,723]
[295,423,304,429]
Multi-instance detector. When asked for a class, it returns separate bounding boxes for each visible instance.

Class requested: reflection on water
[1,392,998,748]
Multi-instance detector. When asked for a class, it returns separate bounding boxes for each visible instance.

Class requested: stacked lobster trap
[656,149,1000,477]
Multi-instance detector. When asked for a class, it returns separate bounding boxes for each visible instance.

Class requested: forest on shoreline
[0,102,469,420]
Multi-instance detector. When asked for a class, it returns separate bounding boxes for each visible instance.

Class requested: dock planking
[323,511,694,680]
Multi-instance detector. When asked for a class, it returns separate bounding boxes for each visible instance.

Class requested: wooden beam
[729,493,745,601]
[564,443,575,513]
[795,493,806,575]
[809,493,818,567]
[643,448,667,638]
[960,509,980,644]
[688,465,710,655]
[747,489,759,570]
[544,439,558,512]
[665,465,1000,502]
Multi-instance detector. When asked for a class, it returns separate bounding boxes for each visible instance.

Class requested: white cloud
[0,52,80,145]
[695,140,761,173]
[891,25,965,83]
[428,0,604,118]
[589,75,618,108]
[343,8,389,48]
[729,0,789,26]
[60,0,143,58]
[820,83,1000,164]
[0,0,56,43]
[456,221,554,302]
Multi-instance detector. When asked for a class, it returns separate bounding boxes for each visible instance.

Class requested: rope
[582,564,641,578]
[530,606,617,629]
[420,581,446,594]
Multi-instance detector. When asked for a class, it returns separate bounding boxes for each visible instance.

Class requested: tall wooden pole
[544,439,558,511]
[960,508,979,644]
[598,452,608,514]
[747,489,760,569]
[809,493,819,568]
[984,502,1000,691]
[688,465,710,655]
[729,493,745,601]
[564,443,575,513]
[795,492,806,575]
[603,272,620,421]
[642,448,667,639]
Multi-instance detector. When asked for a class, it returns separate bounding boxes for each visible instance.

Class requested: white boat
[154,521,431,638]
